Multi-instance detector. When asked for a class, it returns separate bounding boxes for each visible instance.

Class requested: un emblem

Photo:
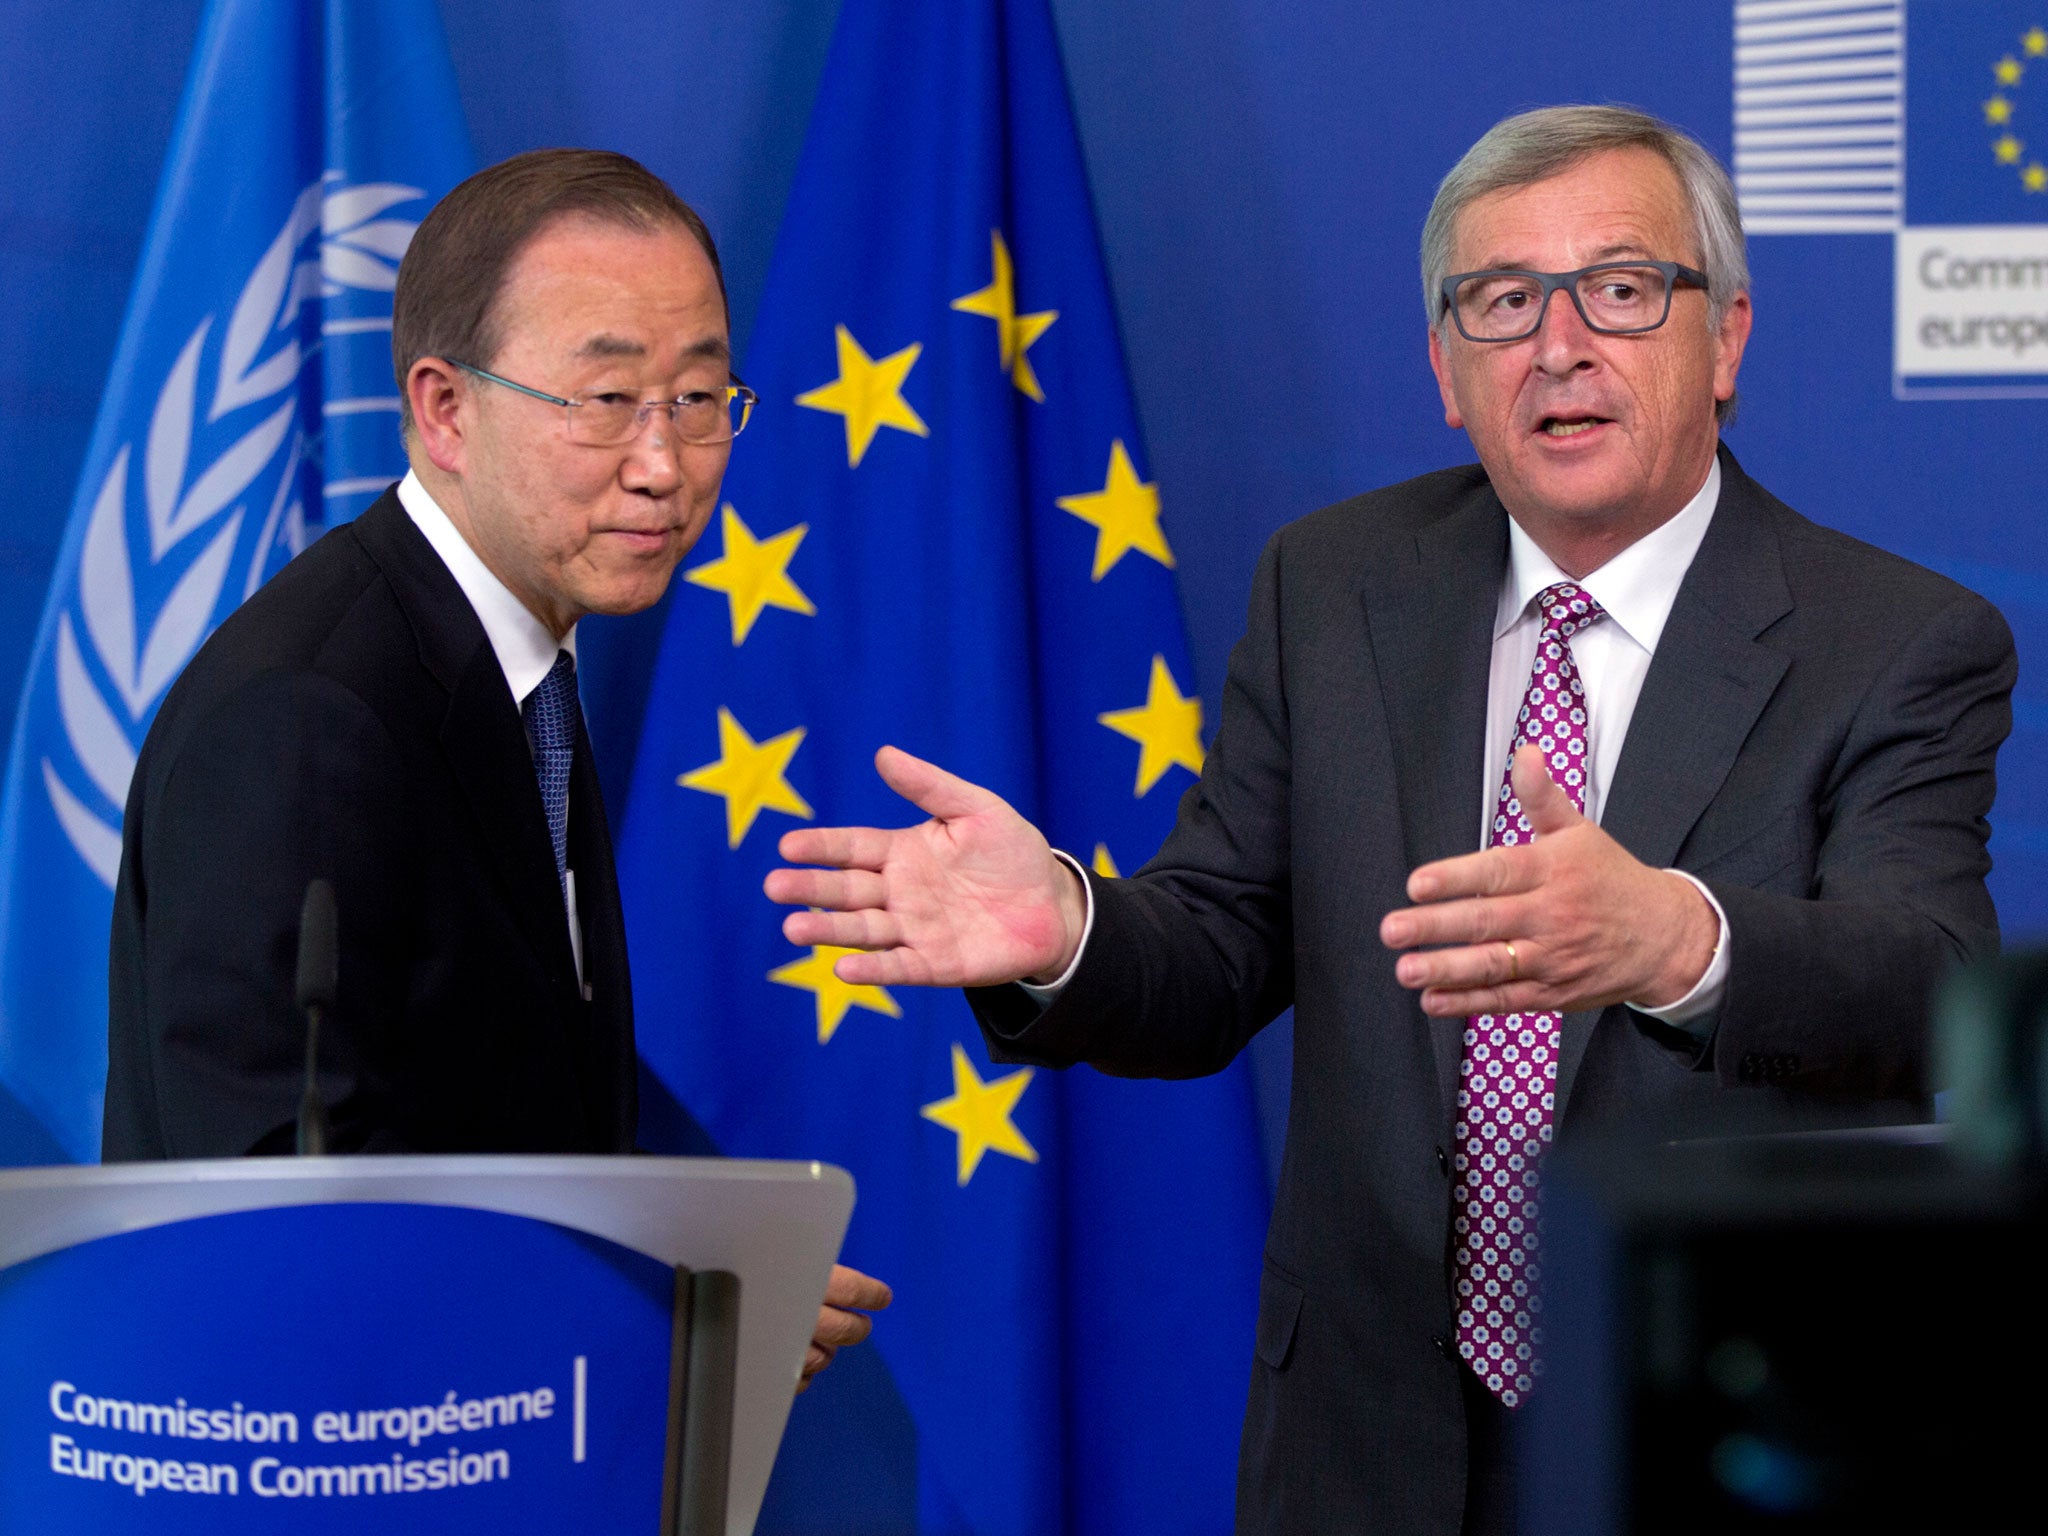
[42,178,425,886]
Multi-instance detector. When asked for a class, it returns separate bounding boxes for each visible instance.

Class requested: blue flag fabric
[615,0,1269,1530]
[0,0,472,1162]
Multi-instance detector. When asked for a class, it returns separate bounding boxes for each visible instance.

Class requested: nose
[619,409,686,497]
[1529,283,1598,379]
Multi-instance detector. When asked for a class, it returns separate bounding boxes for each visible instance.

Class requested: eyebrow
[573,333,732,365]
[1471,241,1661,271]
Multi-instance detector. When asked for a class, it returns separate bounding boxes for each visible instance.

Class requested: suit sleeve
[106,671,419,1157]
[1705,589,2015,1098]
[971,530,1298,1077]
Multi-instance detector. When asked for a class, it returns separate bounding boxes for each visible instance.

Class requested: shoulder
[1726,457,2014,660]
[1273,462,1496,562]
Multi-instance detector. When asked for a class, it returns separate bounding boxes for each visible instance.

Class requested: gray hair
[1420,106,1748,418]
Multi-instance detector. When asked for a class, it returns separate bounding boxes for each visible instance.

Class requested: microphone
[294,879,338,1156]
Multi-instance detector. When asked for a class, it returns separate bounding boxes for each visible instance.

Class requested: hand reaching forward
[1378,745,1719,1017]
[764,746,1087,988]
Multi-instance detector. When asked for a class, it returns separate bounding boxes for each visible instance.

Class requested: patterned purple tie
[1453,581,1604,1408]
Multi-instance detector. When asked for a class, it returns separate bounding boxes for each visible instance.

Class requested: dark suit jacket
[972,449,2015,1534]
[104,488,637,1159]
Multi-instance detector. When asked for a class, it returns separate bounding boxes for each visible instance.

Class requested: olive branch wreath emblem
[42,178,425,886]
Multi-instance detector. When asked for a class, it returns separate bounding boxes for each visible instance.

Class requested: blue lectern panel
[0,1202,673,1532]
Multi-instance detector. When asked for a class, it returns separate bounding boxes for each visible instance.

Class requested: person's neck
[407,457,576,641]
[1512,450,1717,581]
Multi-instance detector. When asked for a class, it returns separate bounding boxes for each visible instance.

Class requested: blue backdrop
[3,0,2043,1465]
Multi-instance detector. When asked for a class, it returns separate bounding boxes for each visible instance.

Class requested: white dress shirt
[1030,459,1733,1024]
[397,471,586,987]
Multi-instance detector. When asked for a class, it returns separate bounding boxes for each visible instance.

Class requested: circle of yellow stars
[1983,25,2048,194]
[678,227,1208,1185]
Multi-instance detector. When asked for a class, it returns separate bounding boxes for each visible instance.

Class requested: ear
[1711,290,1753,406]
[406,357,471,475]
[1427,325,1465,430]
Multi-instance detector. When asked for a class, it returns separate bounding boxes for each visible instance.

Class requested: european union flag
[1906,0,2048,223]
[614,0,1269,1530]
[0,0,472,1162]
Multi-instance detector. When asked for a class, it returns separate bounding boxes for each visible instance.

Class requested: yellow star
[677,707,814,848]
[1996,134,2027,165]
[951,231,1059,402]
[768,945,901,1043]
[920,1042,1038,1185]
[1057,439,1173,581]
[2027,26,2048,57]
[1987,95,2015,125]
[795,324,928,467]
[684,503,816,645]
[2027,162,2048,192]
[1098,655,1205,796]
[1996,55,2024,87]
[1091,843,1121,878]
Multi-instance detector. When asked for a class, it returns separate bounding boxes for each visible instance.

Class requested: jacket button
[1432,1334,1452,1358]
[1435,1146,1449,1176]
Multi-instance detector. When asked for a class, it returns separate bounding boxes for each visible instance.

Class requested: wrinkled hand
[765,746,1087,987]
[801,1264,893,1392]
[1378,745,1717,1017]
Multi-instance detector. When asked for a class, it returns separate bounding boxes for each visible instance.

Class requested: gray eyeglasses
[447,359,757,446]
[1439,261,1710,343]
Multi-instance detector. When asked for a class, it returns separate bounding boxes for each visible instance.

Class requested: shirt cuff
[1016,849,1096,1003]
[1628,869,1729,1029]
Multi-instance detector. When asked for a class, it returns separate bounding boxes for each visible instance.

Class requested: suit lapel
[351,494,581,991]
[1555,451,1794,1116]
[1364,485,1508,1122]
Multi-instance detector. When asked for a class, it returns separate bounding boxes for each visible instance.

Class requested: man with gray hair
[764,106,2015,1531]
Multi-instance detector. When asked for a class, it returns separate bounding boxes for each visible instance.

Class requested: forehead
[494,215,727,360]
[1451,146,1694,270]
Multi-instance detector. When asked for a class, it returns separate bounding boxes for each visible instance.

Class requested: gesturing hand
[1378,745,1718,1017]
[764,746,1087,988]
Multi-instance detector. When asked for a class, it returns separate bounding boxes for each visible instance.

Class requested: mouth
[1535,413,1613,439]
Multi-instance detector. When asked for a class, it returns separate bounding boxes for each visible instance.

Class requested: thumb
[1511,743,1582,836]
[874,744,1001,822]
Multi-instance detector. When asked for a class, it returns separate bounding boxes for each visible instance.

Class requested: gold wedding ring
[1503,941,1519,983]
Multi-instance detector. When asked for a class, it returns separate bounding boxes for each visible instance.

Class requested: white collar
[1495,454,1722,652]
[397,470,576,705]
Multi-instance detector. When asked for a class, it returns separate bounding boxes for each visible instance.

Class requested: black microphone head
[295,878,338,1010]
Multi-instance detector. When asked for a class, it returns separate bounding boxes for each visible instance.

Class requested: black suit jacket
[972,450,2015,1534]
[104,489,637,1159]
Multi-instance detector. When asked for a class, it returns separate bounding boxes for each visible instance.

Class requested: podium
[0,1155,853,1535]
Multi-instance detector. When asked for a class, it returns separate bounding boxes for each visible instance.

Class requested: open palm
[764,746,1082,987]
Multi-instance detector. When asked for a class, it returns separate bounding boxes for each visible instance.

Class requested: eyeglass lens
[1453,265,1674,341]
[565,390,751,447]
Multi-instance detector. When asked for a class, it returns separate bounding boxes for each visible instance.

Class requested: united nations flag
[0,0,472,1162]
[613,0,1268,1529]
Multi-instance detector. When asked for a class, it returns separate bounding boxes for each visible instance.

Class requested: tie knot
[1535,582,1604,642]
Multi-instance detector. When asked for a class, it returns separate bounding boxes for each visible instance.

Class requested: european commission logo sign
[1734,0,2048,398]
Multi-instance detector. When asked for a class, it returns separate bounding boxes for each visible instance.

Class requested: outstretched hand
[1378,745,1718,1017]
[764,746,1086,988]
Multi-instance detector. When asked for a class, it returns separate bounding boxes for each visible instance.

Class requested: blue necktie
[521,650,579,888]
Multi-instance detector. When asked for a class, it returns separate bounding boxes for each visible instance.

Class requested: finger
[874,745,1004,823]
[1379,895,1532,952]
[1392,939,1529,993]
[776,824,897,871]
[1417,983,1557,1018]
[802,1342,836,1380]
[1404,844,1537,904]
[1512,743,1583,837]
[824,1264,894,1311]
[761,868,889,912]
[814,1305,876,1349]
[780,908,902,951]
